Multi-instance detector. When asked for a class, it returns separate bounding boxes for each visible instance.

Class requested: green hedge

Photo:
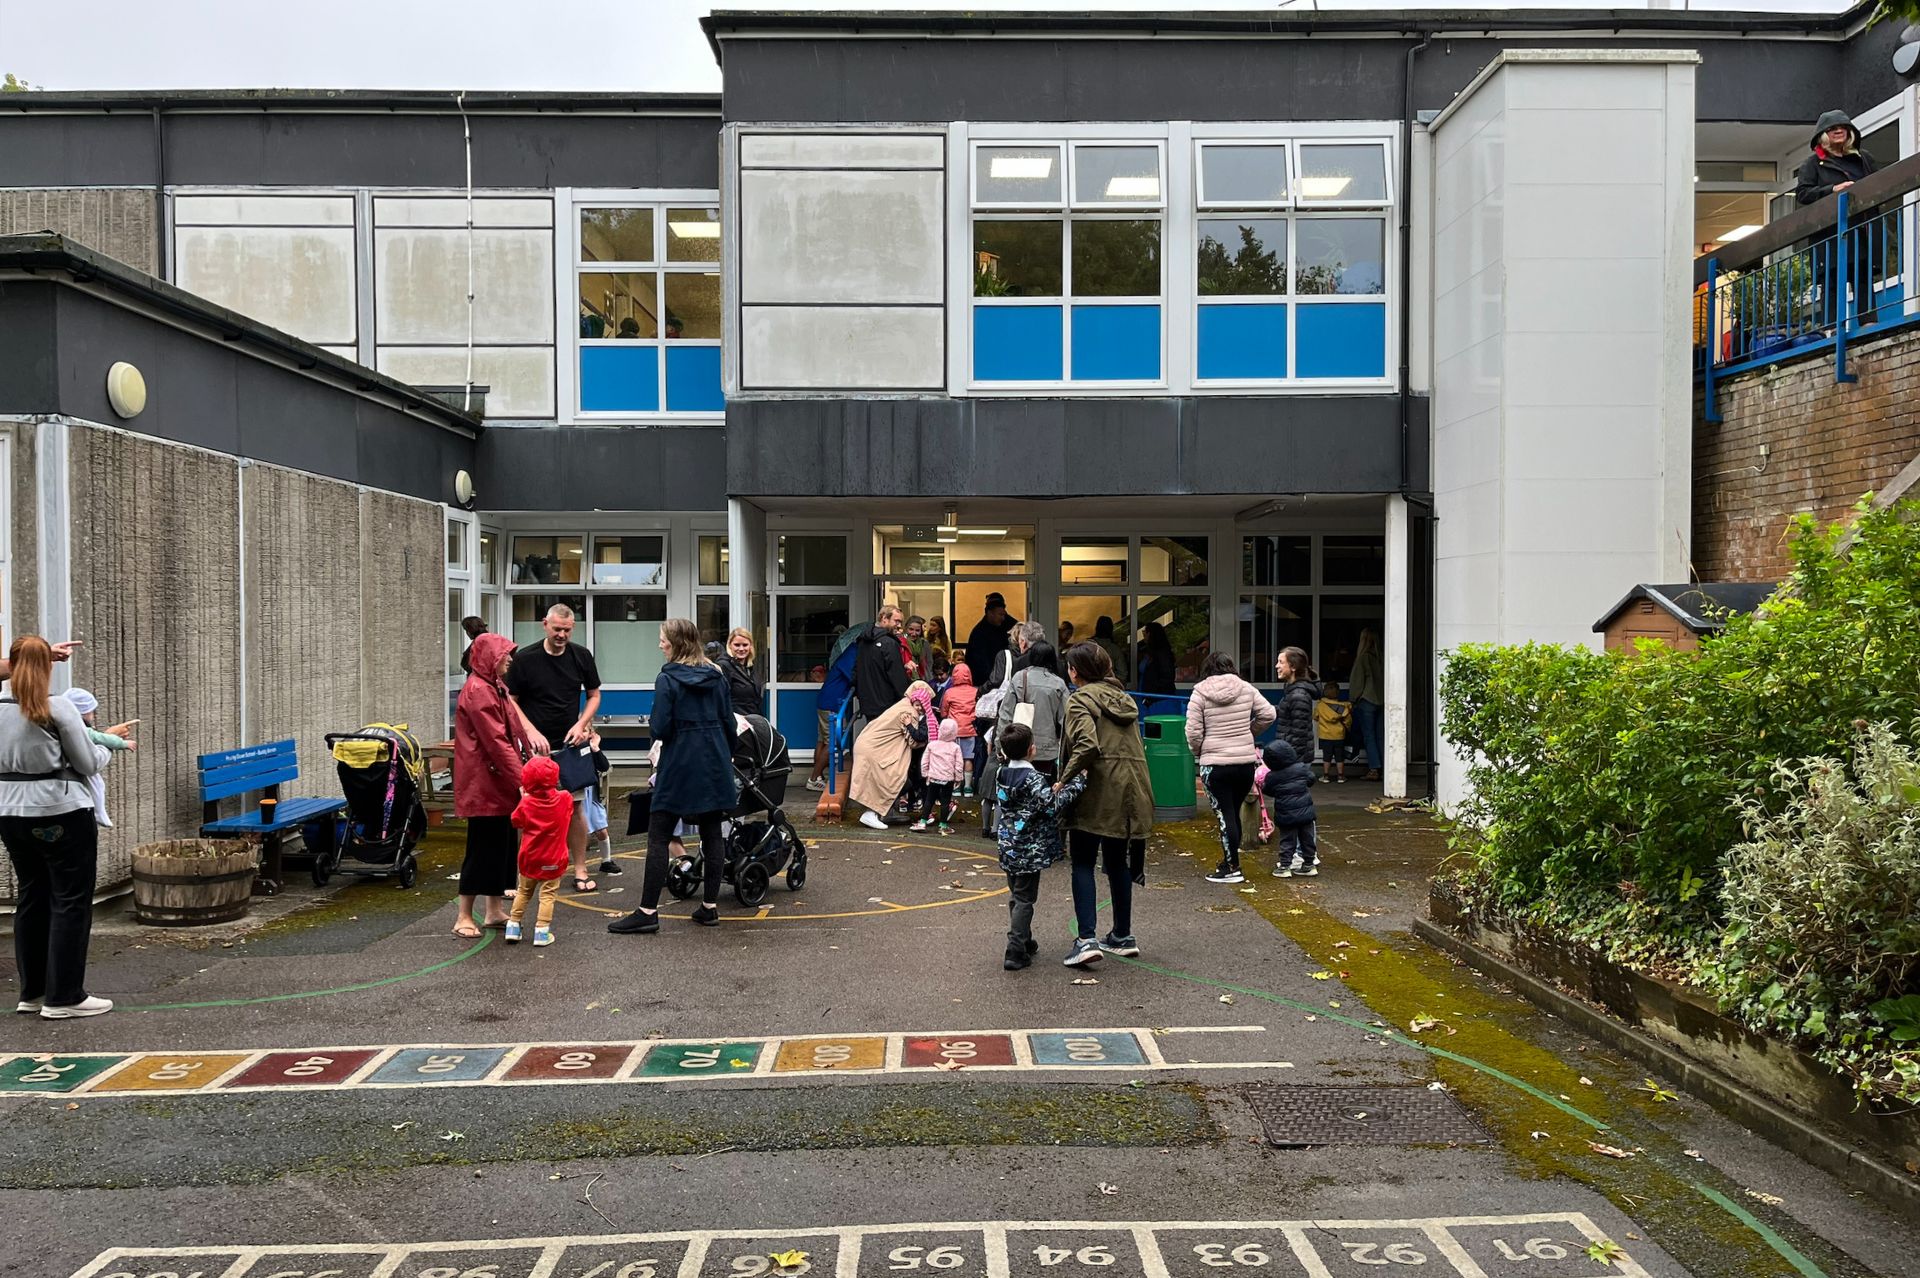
[1439,499,1920,1101]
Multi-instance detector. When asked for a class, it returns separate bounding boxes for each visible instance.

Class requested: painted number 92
[1341,1243,1426,1266]
[888,1246,966,1269]
[1192,1244,1270,1267]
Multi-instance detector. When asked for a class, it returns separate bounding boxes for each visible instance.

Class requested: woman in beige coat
[850,681,933,830]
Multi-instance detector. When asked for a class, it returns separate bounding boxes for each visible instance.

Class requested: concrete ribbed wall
[0,188,157,274]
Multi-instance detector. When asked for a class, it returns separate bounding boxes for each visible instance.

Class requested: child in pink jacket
[912,718,967,834]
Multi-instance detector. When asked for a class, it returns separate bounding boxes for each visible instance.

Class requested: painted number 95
[888,1246,967,1269]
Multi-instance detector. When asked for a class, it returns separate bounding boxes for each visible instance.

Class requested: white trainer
[857,810,889,831]
[15,999,42,1014]
[40,995,113,1020]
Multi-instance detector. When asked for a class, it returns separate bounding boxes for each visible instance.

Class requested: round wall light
[105,362,147,419]
[454,469,477,510]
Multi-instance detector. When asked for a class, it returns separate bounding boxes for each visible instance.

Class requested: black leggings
[1201,763,1257,864]
[642,808,724,909]
[1069,829,1138,940]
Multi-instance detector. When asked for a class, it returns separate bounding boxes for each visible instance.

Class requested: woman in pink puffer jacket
[1185,652,1277,884]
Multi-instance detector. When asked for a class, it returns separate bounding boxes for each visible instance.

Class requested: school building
[5,4,1920,896]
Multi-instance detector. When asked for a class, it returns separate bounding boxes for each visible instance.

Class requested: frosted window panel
[173,195,353,226]
[1298,145,1389,203]
[593,596,668,684]
[1200,146,1289,205]
[375,227,555,342]
[374,197,552,228]
[1073,146,1161,205]
[664,273,722,339]
[175,225,357,344]
[376,347,556,419]
[976,146,1062,204]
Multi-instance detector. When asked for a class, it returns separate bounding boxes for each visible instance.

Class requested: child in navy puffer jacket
[1259,740,1318,878]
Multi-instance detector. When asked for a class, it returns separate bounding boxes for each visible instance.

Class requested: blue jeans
[1354,698,1384,773]
[1069,830,1137,940]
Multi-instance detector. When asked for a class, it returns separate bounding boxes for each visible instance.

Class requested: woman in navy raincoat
[608,618,739,936]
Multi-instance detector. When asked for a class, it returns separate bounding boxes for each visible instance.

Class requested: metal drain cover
[1245,1084,1490,1148]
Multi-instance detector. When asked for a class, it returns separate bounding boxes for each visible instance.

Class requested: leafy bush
[1704,722,1920,1099]
[1439,498,1920,1101]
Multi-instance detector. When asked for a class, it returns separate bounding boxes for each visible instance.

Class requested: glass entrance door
[872,523,1035,666]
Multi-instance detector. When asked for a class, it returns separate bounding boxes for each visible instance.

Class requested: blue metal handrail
[1701,190,1916,420]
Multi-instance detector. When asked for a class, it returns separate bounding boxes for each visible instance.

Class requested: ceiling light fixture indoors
[1103,176,1160,199]
[989,155,1054,180]
[1299,176,1352,198]
[669,221,721,238]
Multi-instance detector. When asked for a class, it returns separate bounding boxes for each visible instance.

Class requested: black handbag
[555,743,598,794]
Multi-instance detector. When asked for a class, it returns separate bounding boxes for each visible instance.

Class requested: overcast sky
[0,0,1854,93]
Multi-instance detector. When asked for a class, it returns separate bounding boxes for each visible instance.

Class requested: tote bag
[1011,671,1037,729]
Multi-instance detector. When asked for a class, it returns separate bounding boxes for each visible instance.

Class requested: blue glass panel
[1296,303,1387,379]
[580,344,660,412]
[665,346,725,412]
[597,689,656,716]
[776,688,827,752]
[974,305,1063,381]
[1197,304,1288,380]
[1071,305,1161,381]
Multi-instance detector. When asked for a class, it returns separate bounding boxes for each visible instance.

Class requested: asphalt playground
[2,797,1916,1278]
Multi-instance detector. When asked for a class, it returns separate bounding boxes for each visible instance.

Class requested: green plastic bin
[1141,714,1197,820]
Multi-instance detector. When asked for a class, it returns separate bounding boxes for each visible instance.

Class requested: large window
[1193,140,1390,384]
[696,533,731,648]
[773,535,851,684]
[174,195,359,357]
[1239,534,1383,686]
[373,197,557,418]
[507,530,669,684]
[574,202,724,416]
[1058,534,1211,688]
[971,142,1166,385]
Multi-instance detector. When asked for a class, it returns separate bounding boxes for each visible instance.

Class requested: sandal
[573,876,599,893]
[452,921,483,939]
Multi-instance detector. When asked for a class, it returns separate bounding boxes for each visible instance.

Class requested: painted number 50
[888,1246,966,1269]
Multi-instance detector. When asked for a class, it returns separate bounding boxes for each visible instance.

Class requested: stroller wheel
[786,851,807,891]
[666,857,701,901]
[735,862,771,908]
[396,854,417,889]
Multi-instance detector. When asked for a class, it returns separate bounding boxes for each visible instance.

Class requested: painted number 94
[1033,1246,1115,1267]
[888,1246,967,1269]
[1193,1244,1271,1267]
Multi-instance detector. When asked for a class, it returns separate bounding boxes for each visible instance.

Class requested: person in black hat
[964,592,1019,689]
[1796,109,1883,326]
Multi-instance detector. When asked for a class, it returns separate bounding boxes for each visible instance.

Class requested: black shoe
[1205,863,1246,885]
[599,859,623,875]
[1004,951,1032,971]
[691,905,720,927]
[607,910,659,935]
[1026,938,1040,956]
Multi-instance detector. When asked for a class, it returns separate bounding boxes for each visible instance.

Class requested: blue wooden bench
[198,740,346,896]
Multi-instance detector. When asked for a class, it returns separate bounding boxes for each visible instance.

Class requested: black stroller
[639,714,807,907]
[321,723,429,888]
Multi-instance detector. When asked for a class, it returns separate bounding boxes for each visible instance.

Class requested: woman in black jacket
[1795,109,1883,327]
[1272,646,1321,766]
[718,627,764,718]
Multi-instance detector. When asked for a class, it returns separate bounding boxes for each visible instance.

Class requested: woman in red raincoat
[452,631,528,937]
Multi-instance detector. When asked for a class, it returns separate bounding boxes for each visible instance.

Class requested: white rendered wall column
[1384,493,1410,800]
[727,496,768,687]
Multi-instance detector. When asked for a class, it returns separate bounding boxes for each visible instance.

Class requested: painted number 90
[888,1246,967,1269]
[1192,1244,1270,1267]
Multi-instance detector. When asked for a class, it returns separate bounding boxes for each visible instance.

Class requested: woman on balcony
[1795,110,1883,328]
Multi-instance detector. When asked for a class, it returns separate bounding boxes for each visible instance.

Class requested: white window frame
[1056,532,1213,689]
[503,528,671,690]
[965,133,1171,393]
[1190,129,1396,393]
[767,529,854,697]
[693,529,733,645]
[0,436,10,647]
[445,510,477,722]
[559,187,724,426]
[1238,531,1387,691]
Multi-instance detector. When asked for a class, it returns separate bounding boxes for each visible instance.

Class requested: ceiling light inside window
[957,528,1009,537]
[1718,224,1763,242]
[990,155,1054,179]
[1299,176,1353,199]
[937,534,958,544]
[1104,176,1160,199]
[670,221,721,238]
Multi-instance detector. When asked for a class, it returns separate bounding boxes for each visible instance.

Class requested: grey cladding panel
[0,114,157,186]
[477,425,728,513]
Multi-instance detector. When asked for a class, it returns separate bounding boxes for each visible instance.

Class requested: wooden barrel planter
[132,840,257,927]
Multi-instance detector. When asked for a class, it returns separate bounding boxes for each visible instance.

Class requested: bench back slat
[198,740,301,801]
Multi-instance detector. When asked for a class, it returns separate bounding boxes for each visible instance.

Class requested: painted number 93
[888,1246,967,1269]
[1192,1244,1270,1267]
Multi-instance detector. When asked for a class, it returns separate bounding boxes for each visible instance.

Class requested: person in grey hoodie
[1186,652,1278,885]
[0,636,112,1019]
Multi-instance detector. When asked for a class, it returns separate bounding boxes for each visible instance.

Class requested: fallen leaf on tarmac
[1585,1241,1627,1266]
[1428,1081,1449,1092]
[1072,978,1100,986]
[1530,1131,1549,1140]
[1637,1078,1678,1103]
[440,1130,466,1142]
[1587,1142,1634,1160]
[936,1059,964,1071]
[1218,994,1235,1004]
[1097,1182,1120,1195]
[1333,941,1352,949]
[64,1102,78,1111]
[1579,1076,1594,1087]
[1409,1016,1440,1033]
[1683,1149,1704,1160]
[1286,908,1305,915]
[1328,1001,1341,1008]
[1745,1190,1785,1207]
[770,1252,809,1271]
[730,1059,752,1068]
[586,1001,602,1010]
[392,1122,415,1132]
[1304,1015,1318,1022]
[1310,971,1333,980]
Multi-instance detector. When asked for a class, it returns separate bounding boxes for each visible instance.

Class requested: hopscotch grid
[6,1027,1289,1099]
[1421,1224,1492,1278]
[1280,1224,1335,1278]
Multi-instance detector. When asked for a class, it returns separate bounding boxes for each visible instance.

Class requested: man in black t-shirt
[505,603,603,890]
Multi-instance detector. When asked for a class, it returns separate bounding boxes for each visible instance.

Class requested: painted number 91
[888,1246,966,1269]
[1193,1244,1270,1267]
[1489,1239,1570,1261]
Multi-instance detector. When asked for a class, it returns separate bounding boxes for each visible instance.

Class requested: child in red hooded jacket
[507,754,573,947]
[938,664,979,795]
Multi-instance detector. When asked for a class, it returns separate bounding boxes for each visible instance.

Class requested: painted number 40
[1033,1247,1114,1267]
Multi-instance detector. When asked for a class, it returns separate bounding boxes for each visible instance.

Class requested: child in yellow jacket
[1314,683,1353,784]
